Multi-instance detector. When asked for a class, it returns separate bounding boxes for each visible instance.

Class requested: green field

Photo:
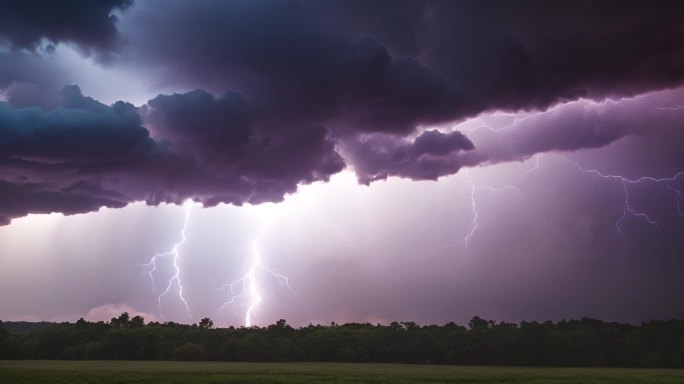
[0,361,682,384]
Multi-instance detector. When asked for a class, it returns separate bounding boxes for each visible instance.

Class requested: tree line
[1,315,682,367]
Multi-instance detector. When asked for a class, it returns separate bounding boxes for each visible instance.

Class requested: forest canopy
[1,315,683,367]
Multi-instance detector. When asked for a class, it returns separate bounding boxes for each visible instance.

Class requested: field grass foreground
[0,360,683,384]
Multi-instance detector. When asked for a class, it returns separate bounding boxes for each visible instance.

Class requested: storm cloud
[340,130,475,184]
[0,85,346,223]
[119,0,684,116]
[1,0,684,223]
[0,0,131,52]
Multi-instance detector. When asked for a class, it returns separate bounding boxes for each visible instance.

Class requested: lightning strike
[216,175,372,327]
[217,205,293,327]
[134,202,193,320]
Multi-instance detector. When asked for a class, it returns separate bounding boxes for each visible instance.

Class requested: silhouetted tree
[0,320,8,339]
[198,317,213,329]
[110,312,130,327]
[130,316,145,328]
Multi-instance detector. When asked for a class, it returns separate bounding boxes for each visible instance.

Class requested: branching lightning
[467,112,537,134]
[216,206,294,327]
[134,201,193,320]
[457,95,684,249]
[560,157,684,244]
[460,153,684,249]
[215,180,370,327]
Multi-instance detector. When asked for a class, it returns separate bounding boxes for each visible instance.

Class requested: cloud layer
[1,0,684,223]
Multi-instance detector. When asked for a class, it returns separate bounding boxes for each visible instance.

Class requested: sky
[0,0,683,327]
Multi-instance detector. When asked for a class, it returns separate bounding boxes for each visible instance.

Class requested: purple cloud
[341,130,474,184]
[1,0,684,224]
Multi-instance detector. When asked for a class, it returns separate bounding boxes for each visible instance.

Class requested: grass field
[0,361,682,384]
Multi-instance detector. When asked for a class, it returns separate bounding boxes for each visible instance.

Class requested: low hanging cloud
[0,86,345,224]
[468,92,684,167]
[3,85,683,225]
[143,89,345,204]
[340,130,475,184]
[0,85,151,224]
[1,0,684,223]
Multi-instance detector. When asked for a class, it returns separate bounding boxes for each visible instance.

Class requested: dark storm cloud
[305,0,426,58]
[0,85,228,223]
[0,0,131,52]
[121,0,684,124]
[2,0,684,222]
[0,180,127,226]
[0,86,345,223]
[145,90,251,160]
[117,0,684,182]
[123,0,467,135]
[0,0,131,108]
[143,89,344,203]
[341,130,474,184]
[0,85,151,161]
[414,0,684,109]
[0,85,153,223]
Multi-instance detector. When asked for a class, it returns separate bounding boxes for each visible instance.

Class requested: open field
[0,361,683,384]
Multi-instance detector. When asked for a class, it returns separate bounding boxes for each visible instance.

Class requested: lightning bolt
[646,99,684,111]
[466,111,537,134]
[666,183,684,215]
[560,157,684,245]
[462,156,539,248]
[463,172,478,248]
[460,153,684,249]
[134,201,193,320]
[215,179,370,327]
[217,206,293,327]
